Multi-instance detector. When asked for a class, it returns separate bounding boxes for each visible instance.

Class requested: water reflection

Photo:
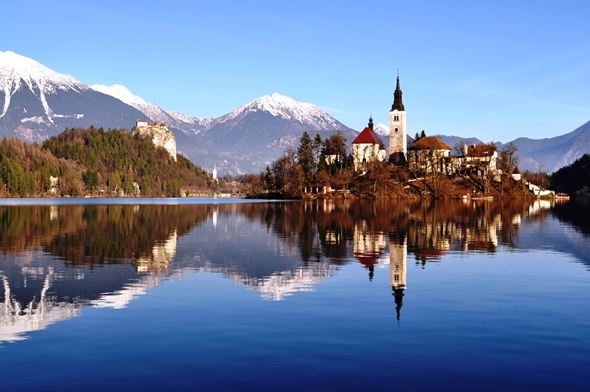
[0,198,588,342]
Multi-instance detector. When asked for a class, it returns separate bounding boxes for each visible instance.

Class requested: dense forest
[551,154,590,195]
[0,127,211,197]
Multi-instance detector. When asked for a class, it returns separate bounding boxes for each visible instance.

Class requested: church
[351,75,500,179]
[352,75,407,171]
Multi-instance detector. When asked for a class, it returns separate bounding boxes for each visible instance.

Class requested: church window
[395,128,398,133]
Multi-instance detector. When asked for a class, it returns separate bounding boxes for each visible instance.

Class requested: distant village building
[407,136,452,174]
[352,117,387,172]
[406,136,500,177]
[389,74,407,163]
[324,147,342,166]
[133,120,177,161]
[212,164,218,182]
[511,167,521,181]
[462,143,498,173]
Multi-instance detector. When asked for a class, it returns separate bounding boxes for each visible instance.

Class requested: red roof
[354,253,380,268]
[409,136,451,151]
[352,126,386,149]
[466,144,496,157]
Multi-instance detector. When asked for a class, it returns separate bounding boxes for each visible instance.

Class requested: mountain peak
[373,122,389,136]
[223,92,340,129]
[246,92,314,113]
[0,50,84,94]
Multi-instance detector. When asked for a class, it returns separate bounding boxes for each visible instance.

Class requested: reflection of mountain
[1,271,79,342]
[0,205,208,342]
[1,198,590,341]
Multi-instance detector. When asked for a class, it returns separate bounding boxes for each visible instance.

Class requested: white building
[352,117,387,172]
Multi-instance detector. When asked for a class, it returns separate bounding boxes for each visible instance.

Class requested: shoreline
[0,197,286,206]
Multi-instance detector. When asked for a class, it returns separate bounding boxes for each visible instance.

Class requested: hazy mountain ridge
[436,121,590,172]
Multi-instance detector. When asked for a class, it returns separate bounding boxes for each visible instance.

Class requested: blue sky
[2,0,589,141]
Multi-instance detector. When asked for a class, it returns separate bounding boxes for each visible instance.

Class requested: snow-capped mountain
[0,51,145,141]
[178,92,355,173]
[373,122,389,137]
[218,93,343,128]
[202,93,352,148]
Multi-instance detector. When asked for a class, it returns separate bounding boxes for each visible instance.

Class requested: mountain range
[0,50,588,174]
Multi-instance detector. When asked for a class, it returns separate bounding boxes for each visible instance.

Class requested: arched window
[395,128,398,133]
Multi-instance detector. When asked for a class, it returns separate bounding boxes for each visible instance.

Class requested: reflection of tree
[0,205,210,267]
[235,199,531,275]
[552,198,590,236]
[406,200,530,265]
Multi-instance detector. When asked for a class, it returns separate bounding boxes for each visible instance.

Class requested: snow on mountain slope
[90,83,211,132]
[216,93,342,129]
[0,51,147,140]
[0,50,86,120]
[90,83,170,123]
[373,122,389,137]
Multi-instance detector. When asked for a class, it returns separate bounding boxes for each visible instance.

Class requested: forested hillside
[0,127,211,197]
[551,154,590,195]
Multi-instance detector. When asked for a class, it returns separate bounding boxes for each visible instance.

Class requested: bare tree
[499,143,519,175]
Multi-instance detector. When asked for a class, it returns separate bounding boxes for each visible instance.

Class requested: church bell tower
[389,74,407,163]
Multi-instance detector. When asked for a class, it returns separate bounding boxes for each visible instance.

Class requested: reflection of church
[389,235,407,321]
[352,221,388,280]
[351,222,408,321]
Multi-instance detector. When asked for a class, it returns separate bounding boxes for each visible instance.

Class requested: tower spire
[391,73,405,111]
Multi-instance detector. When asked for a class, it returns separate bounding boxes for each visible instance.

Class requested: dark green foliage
[298,132,316,188]
[42,127,210,196]
[0,127,211,197]
[82,169,99,189]
[260,131,352,197]
[551,154,590,195]
[0,138,83,197]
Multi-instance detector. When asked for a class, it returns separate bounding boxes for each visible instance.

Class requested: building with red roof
[352,117,387,172]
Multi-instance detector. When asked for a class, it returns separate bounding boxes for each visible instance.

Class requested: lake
[0,198,589,391]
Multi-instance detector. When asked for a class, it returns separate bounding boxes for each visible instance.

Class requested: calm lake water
[0,198,589,391]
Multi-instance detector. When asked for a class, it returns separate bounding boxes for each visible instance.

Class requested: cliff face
[133,122,177,161]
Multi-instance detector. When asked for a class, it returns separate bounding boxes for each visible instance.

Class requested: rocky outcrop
[133,120,177,161]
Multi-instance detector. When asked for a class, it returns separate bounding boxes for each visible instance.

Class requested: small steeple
[393,287,404,322]
[368,116,374,129]
[391,73,405,112]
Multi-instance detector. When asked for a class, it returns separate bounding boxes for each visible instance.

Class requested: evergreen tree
[420,130,426,138]
[313,134,323,169]
[82,169,99,190]
[263,166,275,191]
[297,132,316,189]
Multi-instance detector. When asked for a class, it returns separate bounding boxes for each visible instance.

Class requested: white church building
[352,75,407,172]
